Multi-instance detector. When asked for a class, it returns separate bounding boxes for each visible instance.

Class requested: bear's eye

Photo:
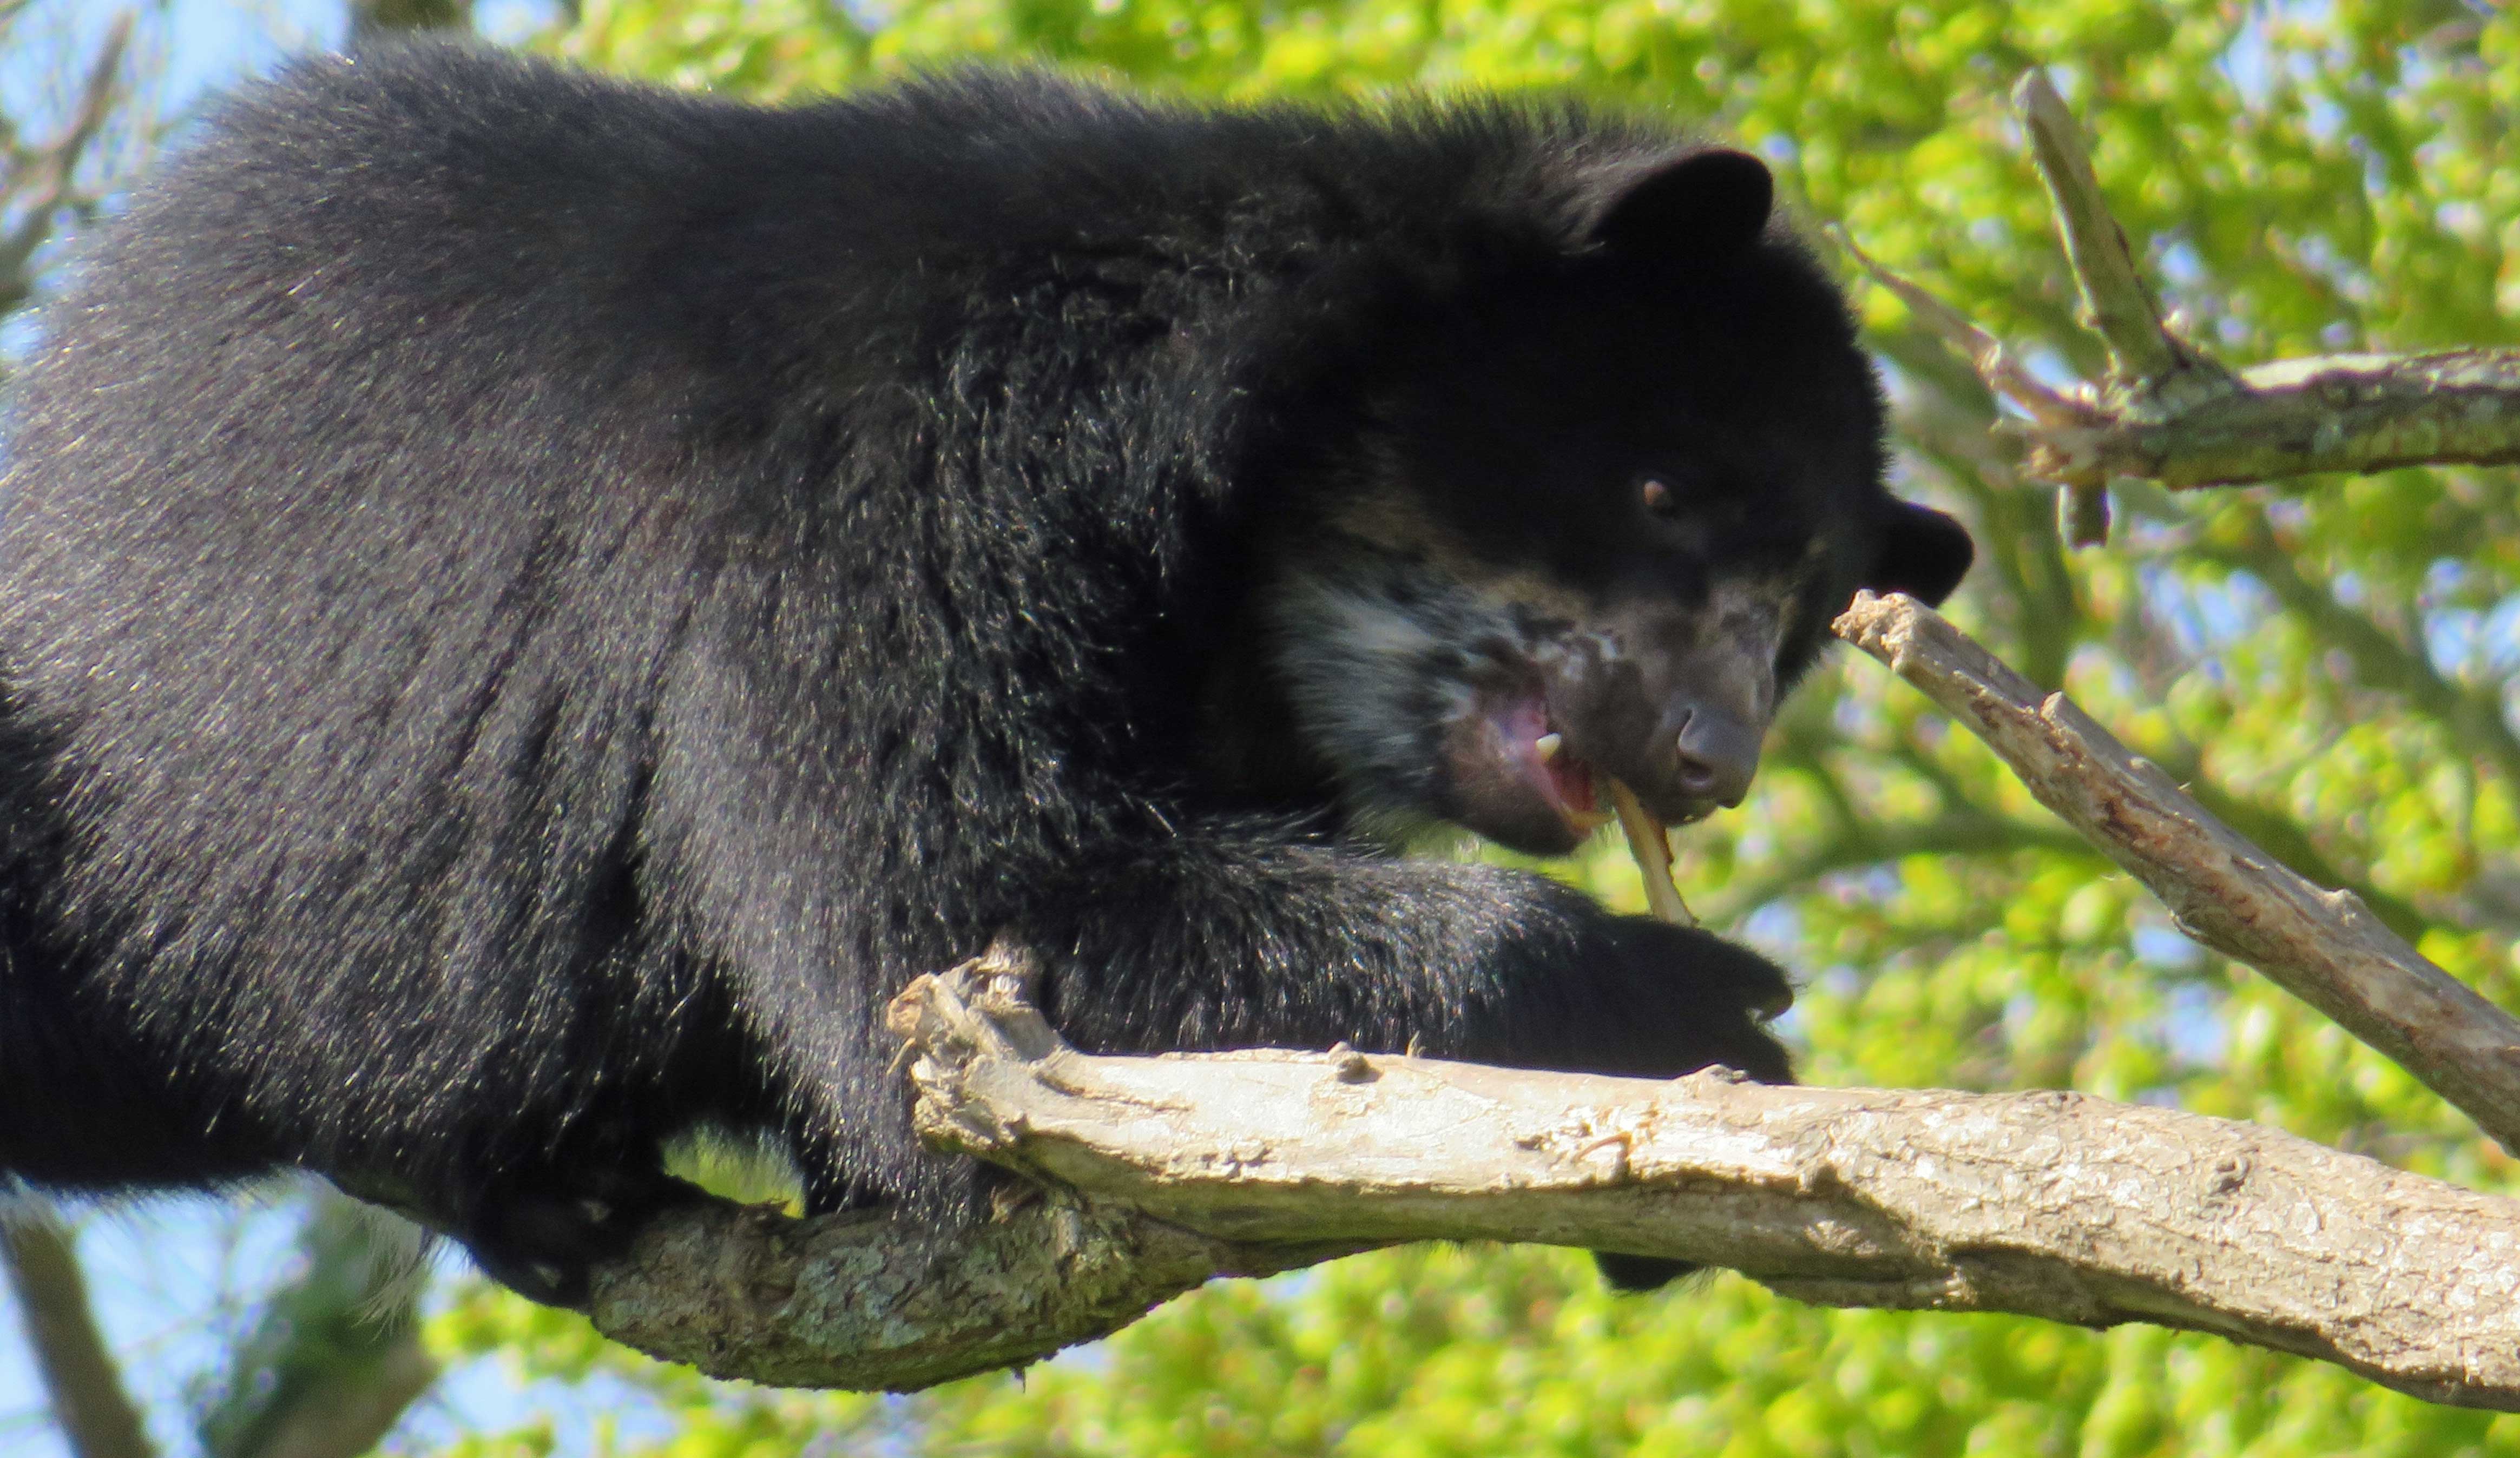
[1639,474,1683,518]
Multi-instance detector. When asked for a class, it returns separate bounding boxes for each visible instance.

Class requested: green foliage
[911,1245,2520,1457]
[419,0,2520,1450]
[193,1194,427,1458]
[426,1281,893,1456]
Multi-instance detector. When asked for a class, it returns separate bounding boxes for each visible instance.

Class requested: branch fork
[1842,69,2520,541]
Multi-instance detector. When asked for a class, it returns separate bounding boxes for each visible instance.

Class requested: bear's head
[1264,149,1971,854]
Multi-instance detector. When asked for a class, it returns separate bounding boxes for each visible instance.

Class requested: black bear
[0,44,1969,1305]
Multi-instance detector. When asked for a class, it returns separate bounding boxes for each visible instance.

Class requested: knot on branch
[885,941,1058,1066]
[886,944,1081,1159]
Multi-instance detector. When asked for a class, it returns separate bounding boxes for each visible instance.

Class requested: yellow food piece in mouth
[1607,779,1696,928]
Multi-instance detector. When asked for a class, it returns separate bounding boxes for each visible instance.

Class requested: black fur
[0,45,1968,1303]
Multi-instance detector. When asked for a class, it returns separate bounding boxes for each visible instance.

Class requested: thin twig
[1830,223,2099,433]
[2009,67,2234,549]
[1829,220,2121,545]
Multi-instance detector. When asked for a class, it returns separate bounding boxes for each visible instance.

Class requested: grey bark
[580,954,2520,1410]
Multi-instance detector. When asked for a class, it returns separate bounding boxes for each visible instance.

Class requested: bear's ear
[1589,150,1775,260]
[1861,500,1974,607]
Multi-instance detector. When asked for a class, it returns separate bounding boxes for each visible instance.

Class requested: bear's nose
[1656,698,1760,807]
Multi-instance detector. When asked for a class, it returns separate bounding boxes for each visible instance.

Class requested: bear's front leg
[1010,822,1790,1081]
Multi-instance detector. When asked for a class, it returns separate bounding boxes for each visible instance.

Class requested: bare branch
[1831,224,2101,434]
[1833,591,2520,1151]
[1864,262,2520,496]
[574,954,2520,1408]
[585,1193,1339,1394]
[2035,348,2520,490]
[0,12,133,315]
[586,1169,1344,1392]
[2,1205,154,1458]
[1846,69,2520,534]
[1832,225,2123,546]
[2174,768,2433,942]
[2012,71,2219,393]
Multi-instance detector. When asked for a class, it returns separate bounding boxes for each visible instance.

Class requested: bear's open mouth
[1489,689,1614,835]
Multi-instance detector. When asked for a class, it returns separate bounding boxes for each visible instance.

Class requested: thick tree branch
[2032,348,2520,493]
[585,1167,1346,1392]
[2,1206,154,1458]
[585,954,2520,1408]
[1833,591,2520,1150]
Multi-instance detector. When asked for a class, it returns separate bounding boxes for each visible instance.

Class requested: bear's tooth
[1535,732,1563,763]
